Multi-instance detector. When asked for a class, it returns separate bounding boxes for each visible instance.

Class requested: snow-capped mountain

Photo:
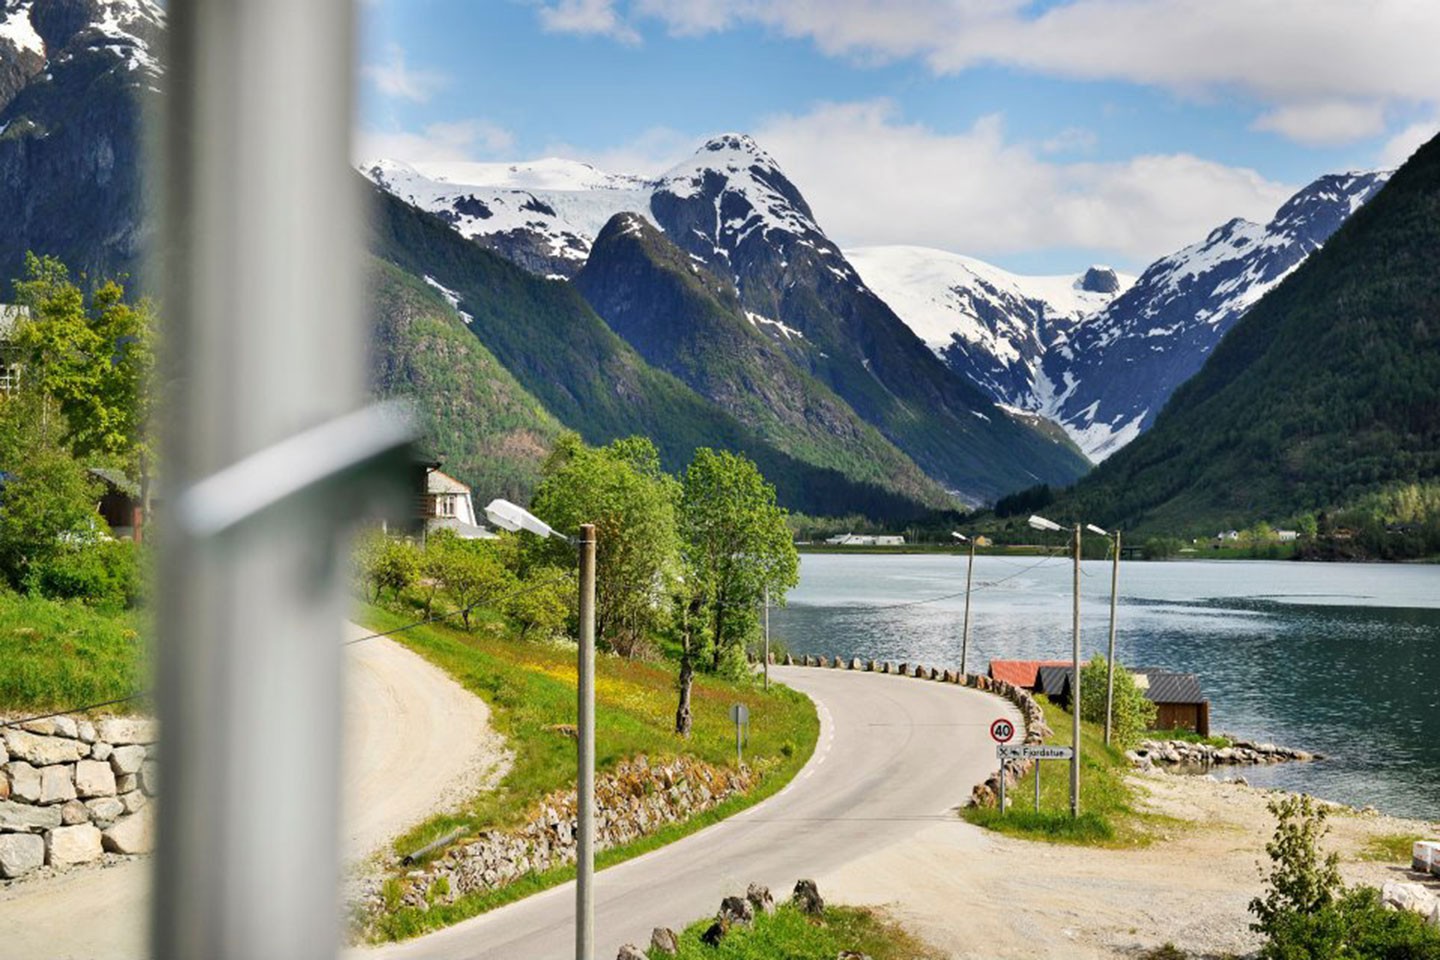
[1042,169,1392,460]
[846,246,1134,409]
[0,0,164,285]
[853,170,1391,463]
[367,134,1094,502]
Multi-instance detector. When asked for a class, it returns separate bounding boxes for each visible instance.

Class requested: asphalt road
[360,665,1019,960]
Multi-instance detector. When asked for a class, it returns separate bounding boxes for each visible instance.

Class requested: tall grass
[655,903,944,960]
[0,593,147,713]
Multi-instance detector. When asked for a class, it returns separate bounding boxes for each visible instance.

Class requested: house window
[0,363,20,395]
[438,495,454,517]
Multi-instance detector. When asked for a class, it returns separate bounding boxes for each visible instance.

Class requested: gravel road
[0,626,505,960]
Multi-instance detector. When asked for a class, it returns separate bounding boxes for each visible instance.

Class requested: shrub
[25,538,145,609]
[1248,795,1440,959]
[1078,655,1156,749]
[354,530,419,604]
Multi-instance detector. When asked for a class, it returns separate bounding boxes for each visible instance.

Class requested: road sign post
[1035,759,1041,811]
[990,718,1016,816]
[729,703,750,768]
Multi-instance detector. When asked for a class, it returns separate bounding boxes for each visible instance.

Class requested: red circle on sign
[990,718,1016,743]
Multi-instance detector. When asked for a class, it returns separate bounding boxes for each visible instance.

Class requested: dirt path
[0,627,507,960]
[819,769,1440,959]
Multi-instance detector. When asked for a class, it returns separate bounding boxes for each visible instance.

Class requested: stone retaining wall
[0,715,157,880]
[1132,738,1317,769]
[780,654,1048,808]
[364,754,755,918]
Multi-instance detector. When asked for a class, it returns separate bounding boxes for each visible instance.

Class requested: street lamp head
[1086,523,1110,537]
[484,498,559,540]
[951,531,967,541]
[1028,514,1062,532]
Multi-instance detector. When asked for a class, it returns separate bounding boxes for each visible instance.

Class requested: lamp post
[952,532,975,677]
[485,499,596,960]
[1087,524,1121,747]
[1028,514,1080,818]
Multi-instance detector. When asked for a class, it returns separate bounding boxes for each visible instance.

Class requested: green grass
[357,603,819,941]
[1147,728,1233,748]
[1357,833,1417,863]
[654,902,943,960]
[962,696,1162,847]
[0,592,147,712]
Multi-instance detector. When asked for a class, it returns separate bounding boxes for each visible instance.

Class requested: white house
[424,468,495,539]
[0,304,28,395]
[1276,529,1299,542]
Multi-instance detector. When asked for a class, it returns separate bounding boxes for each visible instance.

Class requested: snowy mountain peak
[0,1,44,59]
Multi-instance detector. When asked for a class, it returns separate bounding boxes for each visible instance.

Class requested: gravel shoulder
[818,768,1440,959]
[0,627,507,960]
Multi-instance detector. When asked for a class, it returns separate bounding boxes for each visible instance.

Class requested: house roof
[1036,665,1073,697]
[87,467,140,498]
[425,468,471,495]
[1133,669,1204,704]
[426,517,497,540]
[988,659,1071,688]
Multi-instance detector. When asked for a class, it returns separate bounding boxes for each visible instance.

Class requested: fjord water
[771,554,1440,819]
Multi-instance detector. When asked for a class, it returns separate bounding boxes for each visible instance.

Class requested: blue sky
[359,1,1440,274]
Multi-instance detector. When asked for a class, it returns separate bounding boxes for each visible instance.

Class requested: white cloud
[537,0,640,44]
[1251,101,1388,147]
[355,120,516,165]
[362,43,448,103]
[1379,117,1440,168]
[750,100,1293,265]
[576,1,1440,148]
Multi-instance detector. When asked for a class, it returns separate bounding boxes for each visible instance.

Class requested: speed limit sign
[990,718,1016,743]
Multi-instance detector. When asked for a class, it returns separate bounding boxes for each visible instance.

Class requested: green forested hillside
[366,183,948,521]
[1059,133,1440,534]
[574,213,952,510]
[368,259,563,500]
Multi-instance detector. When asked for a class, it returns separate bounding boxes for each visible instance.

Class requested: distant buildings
[0,304,28,395]
[988,658,1210,736]
[823,533,905,546]
[420,466,496,539]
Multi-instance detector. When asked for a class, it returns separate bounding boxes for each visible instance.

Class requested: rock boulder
[0,832,45,879]
[793,878,824,915]
[47,823,103,866]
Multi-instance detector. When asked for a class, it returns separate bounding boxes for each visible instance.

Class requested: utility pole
[961,536,975,676]
[576,524,597,960]
[1071,523,1082,820]
[762,585,770,692]
[1104,530,1121,747]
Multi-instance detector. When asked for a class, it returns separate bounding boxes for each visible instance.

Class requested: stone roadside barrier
[779,653,1049,809]
[1129,738,1318,770]
[0,715,157,880]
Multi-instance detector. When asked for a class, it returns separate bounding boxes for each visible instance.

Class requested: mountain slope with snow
[846,245,1133,409]
[0,0,164,286]
[1044,169,1392,460]
[367,133,1093,503]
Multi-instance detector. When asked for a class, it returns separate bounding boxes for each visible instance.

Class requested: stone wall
[363,754,755,918]
[781,653,1049,808]
[0,715,157,880]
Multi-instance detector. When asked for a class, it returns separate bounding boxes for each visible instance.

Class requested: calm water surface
[771,554,1440,819]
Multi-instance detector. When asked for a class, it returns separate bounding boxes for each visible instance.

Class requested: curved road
[0,627,503,960]
[361,665,1019,960]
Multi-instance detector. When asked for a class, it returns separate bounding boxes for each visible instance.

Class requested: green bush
[1078,656,1156,749]
[25,539,145,609]
[1261,887,1440,960]
[1250,795,1440,959]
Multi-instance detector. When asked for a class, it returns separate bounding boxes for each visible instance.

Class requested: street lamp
[485,499,596,960]
[1029,513,1081,819]
[1087,525,1122,747]
[952,532,975,676]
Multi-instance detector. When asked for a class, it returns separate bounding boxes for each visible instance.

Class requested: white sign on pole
[997,744,1074,761]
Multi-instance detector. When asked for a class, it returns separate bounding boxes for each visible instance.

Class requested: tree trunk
[676,595,702,737]
[710,593,725,673]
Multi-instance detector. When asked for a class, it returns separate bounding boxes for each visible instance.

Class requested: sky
[358,0,1440,275]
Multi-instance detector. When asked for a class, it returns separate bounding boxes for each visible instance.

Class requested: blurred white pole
[1104,530,1121,747]
[576,524,597,960]
[1071,524,1081,819]
[154,2,409,958]
[960,537,975,676]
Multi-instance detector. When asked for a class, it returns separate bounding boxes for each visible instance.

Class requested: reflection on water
[771,555,1440,819]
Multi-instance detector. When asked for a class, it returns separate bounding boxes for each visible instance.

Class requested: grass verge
[0,593,147,713]
[962,695,1164,847]
[1357,833,1417,863]
[1147,728,1233,749]
[357,603,819,942]
[653,902,943,960]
